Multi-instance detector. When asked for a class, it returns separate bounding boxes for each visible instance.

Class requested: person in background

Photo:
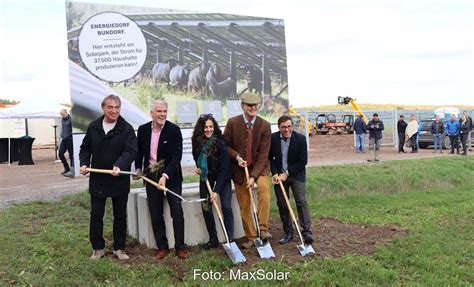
[79,95,138,260]
[431,115,444,153]
[406,115,419,153]
[460,111,472,152]
[446,114,460,154]
[191,113,234,250]
[353,115,367,153]
[397,115,407,153]
[59,109,74,178]
[459,114,471,156]
[366,113,384,162]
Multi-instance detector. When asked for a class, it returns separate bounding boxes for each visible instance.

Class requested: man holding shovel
[223,92,272,249]
[135,100,189,260]
[79,95,138,260]
[269,115,313,245]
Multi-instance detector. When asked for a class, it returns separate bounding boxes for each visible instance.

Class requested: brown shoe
[176,249,189,260]
[260,231,273,240]
[154,249,170,260]
[240,240,254,249]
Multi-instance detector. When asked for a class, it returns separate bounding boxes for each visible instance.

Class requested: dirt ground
[106,217,407,273]
[0,134,452,208]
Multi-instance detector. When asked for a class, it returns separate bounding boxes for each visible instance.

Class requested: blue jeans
[433,133,443,151]
[356,133,365,152]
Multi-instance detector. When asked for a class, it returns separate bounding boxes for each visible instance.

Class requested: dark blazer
[269,131,307,182]
[79,115,138,198]
[135,121,183,189]
[223,115,271,185]
[192,137,232,194]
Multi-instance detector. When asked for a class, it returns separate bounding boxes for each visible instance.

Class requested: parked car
[417,119,473,149]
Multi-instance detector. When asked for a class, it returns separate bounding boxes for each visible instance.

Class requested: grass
[1,156,473,286]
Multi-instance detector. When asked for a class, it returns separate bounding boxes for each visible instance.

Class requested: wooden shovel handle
[278,180,305,245]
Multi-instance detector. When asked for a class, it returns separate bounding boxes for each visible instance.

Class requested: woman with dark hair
[192,114,234,250]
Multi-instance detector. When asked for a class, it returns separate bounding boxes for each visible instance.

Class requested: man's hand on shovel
[80,165,89,175]
[236,155,247,168]
[158,175,167,189]
[111,166,121,176]
[271,174,280,185]
[132,169,142,180]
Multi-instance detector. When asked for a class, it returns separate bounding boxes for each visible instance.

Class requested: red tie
[246,121,253,166]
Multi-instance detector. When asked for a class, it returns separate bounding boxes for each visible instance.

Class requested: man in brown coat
[223,92,272,249]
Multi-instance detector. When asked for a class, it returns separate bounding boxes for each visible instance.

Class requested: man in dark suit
[269,115,313,244]
[135,100,188,260]
[79,95,138,260]
[223,92,272,249]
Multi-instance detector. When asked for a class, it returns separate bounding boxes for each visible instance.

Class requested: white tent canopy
[0,100,62,119]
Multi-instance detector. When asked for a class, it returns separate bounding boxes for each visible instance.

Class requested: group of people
[352,111,472,160]
[78,92,313,261]
[397,111,472,155]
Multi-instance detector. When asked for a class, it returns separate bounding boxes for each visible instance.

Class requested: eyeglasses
[199,113,213,119]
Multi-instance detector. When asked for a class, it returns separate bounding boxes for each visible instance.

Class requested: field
[1,156,473,286]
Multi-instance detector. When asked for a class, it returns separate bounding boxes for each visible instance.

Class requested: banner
[65,2,289,167]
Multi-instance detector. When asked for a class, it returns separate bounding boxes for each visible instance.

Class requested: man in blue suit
[135,100,188,260]
[268,115,313,245]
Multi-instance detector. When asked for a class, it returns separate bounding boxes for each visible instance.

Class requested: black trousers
[199,180,234,242]
[398,133,406,152]
[58,137,73,171]
[146,180,186,251]
[449,135,460,153]
[274,177,312,237]
[410,133,418,152]
[460,133,468,154]
[90,194,128,251]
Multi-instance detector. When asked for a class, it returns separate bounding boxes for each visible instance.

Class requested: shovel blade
[223,242,246,264]
[297,243,315,257]
[254,239,275,259]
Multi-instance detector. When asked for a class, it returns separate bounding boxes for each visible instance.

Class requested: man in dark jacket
[59,109,74,177]
[367,113,384,162]
[269,115,312,245]
[397,115,407,153]
[431,115,445,153]
[353,115,367,153]
[79,95,138,260]
[135,100,188,260]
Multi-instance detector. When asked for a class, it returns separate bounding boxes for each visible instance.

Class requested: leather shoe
[154,249,170,260]
[260,231,272,240]
[201,239,219,250]
[176,249,189,260]
[279,233,294,245]
[303,235,314,245]
[240,240,254,249]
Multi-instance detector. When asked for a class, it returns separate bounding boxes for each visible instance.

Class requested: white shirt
[102,119,117,134]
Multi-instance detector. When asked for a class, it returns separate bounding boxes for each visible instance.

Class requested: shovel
[243,166,275,259]
[278,181,315,256]
[205,180,246,264]
[85,168,205,203]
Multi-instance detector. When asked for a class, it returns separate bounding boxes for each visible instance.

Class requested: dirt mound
[116,217,407,269]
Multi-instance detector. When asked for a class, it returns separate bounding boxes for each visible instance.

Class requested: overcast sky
[0,0,472,107]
